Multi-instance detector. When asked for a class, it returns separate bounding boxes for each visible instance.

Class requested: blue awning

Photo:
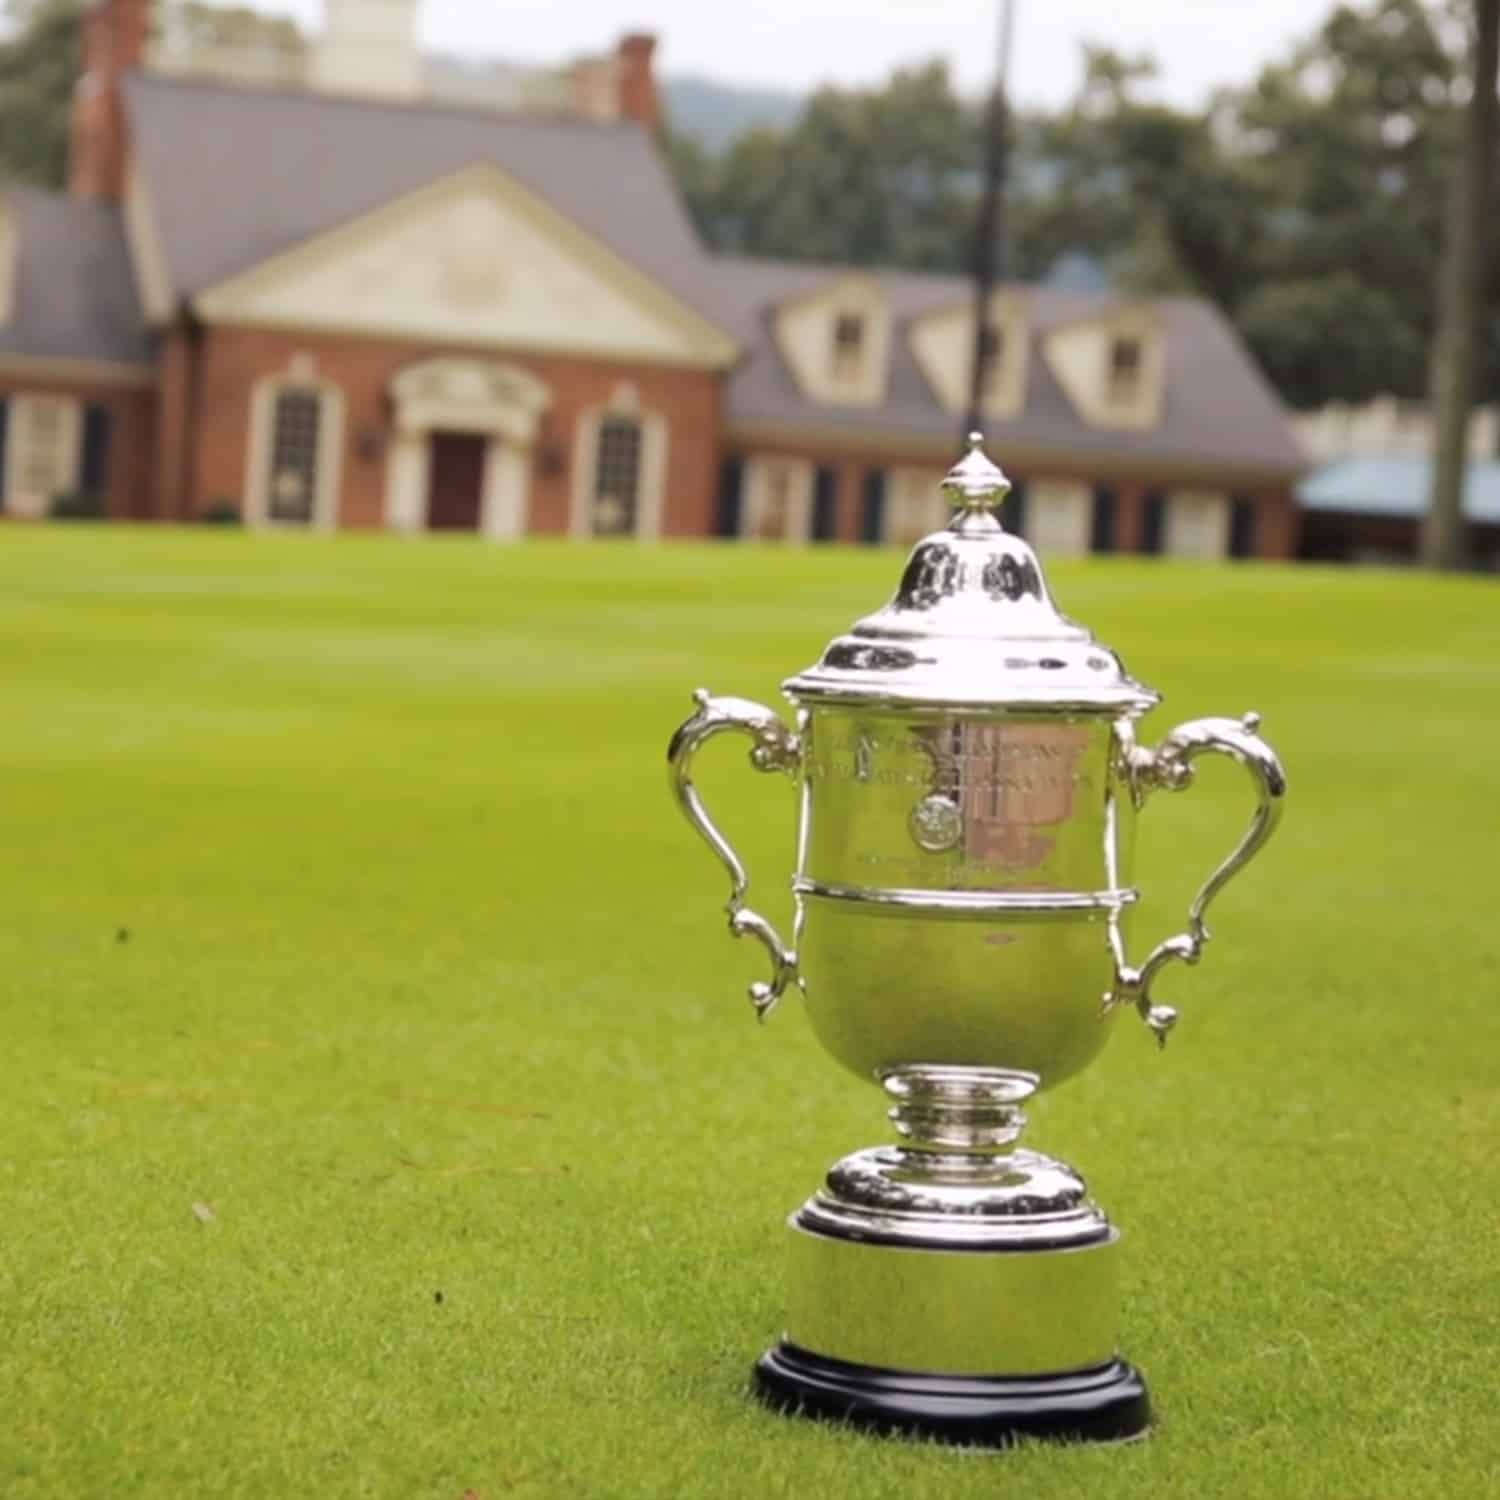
[1297,456,1500,524]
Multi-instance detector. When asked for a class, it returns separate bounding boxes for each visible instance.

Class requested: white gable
[773,273,890,407]
[195,164,738,369]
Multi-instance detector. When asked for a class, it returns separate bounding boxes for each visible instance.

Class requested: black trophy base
[753,1342,1151,1449]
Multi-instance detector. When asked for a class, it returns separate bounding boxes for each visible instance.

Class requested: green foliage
[670,0,1490,411]
[166,1,304,55]
[2,529,1500,1496]
[47,487,103,520]
[198,499,244,526]
[1236,272,1426,409]
[675,62,979,270]
[0,0,83,190]
[0,0,306,192]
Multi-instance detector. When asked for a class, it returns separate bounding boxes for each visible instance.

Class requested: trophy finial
[942,432,1011,527]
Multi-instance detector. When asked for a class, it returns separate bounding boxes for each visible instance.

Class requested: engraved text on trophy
[803,716,1102,893]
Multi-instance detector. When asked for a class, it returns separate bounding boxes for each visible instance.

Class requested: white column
[383,429,428,533]
[481,439,529,540]
[1027,481,1092,557]
[1165,492,1230,559]
[637,415,668,541]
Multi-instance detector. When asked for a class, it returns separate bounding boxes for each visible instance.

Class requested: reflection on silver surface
[667,689,802,1020]
[1106,711,1288,1044]
[664,436,1287,1381]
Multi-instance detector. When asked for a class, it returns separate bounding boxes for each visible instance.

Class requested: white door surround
[383,357,551,538]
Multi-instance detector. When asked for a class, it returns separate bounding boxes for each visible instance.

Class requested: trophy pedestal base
[758,1072,1153,1447]
[754,1342,1149,1448]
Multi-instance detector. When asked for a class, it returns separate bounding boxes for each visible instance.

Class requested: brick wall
[181,325,724,534]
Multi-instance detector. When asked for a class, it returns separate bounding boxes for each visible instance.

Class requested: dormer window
[831,313,866,384]
[772,274,888,407]
[1107,337,1143,405]
[1042,311,1163,431]
[908,294,1028,421]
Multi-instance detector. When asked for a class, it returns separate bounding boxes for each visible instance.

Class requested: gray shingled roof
[706,256,1306,478]
[125,71,727,318]
[0,184,149,366]
[125,72,1302,477]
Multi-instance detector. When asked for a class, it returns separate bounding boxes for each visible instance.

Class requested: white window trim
[741,455,815,543]
[881,466,948,547]
[2,394,82,518]
[1165,490,1230,560]
[244,366,346,530]
[0,192,18,326]
[1026,479,1093,558]
[569,384,669,540]
[772,273,890,408]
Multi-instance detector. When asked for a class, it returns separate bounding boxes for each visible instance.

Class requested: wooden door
[427,431,487,531]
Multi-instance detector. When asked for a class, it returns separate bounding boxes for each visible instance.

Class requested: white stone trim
[0,354,153,387]
[740,455,815,543]
[772,272,890,408]
[244,363,346,530]
[1165,490,1230,559]
[2,393,83,518]
[195,163,739,370]
[1042,306,1165,432]
[908,291,1029,421]
[0,192,17,327]
[123,158,175,326]
[384,356,551,538]
[883,465,948,547]
[569,383,669,540]
[1026,480,1093,557]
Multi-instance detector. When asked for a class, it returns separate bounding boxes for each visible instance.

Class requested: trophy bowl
[667,437,1286,1447]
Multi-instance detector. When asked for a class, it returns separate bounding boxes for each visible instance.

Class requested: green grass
[1,526,1498,1499]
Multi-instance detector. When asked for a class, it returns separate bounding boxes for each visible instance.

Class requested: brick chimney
[615,32,661,132]
[69,0,150,199]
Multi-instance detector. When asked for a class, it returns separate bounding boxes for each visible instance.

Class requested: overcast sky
[244,0,1323,107]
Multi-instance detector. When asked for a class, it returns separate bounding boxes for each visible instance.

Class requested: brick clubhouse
[0,0,1307,559]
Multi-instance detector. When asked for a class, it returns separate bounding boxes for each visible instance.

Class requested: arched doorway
[384,359,550,538]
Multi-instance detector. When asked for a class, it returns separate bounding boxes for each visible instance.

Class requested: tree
[674,63,980,271]
[156,2,304,65]
[1010,48,1267,309]
[0,0,84,190]
[1423,0,1500,570]
[0,1,305,192]
[1227,0,1468,406]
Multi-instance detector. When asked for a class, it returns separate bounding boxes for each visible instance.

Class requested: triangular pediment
[194,163,738,368]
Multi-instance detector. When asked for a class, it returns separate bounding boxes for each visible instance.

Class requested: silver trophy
[667,437,1286,1447]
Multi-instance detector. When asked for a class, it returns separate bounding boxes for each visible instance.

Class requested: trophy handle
[667,689,803,1022]
[1110,712,1287,1047]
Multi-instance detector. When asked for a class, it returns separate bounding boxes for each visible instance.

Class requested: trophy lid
[784,435,1159,714]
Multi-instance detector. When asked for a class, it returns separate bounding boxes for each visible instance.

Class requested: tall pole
[1422,0,1499,570]
[966,0,1017,439]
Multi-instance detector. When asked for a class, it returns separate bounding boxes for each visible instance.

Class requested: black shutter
[811,465,838,542]
[859,468,886,544]
[80,403,112,497]
[1229,496,1257,559]
[1141,492,1166,556]
[716,457,744,538]
[1091,486,1118,554]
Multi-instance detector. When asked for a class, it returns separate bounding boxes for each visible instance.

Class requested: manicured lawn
[1,525,1497,1499]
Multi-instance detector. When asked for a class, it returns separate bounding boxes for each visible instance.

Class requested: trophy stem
[882,1065,1035,1160]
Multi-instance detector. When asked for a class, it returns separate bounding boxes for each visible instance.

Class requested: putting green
[1,527,1496,1498]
